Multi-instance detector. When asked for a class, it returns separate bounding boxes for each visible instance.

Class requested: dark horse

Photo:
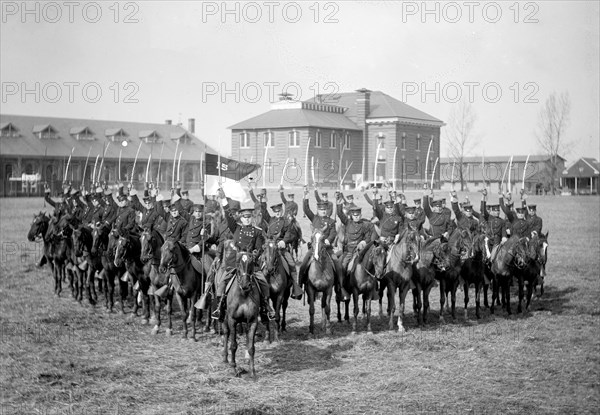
[92,223,127,313]
[490,236,530,316]
[222,252,261,379]
[460,233,488,320]
[159,240,209,340]
[305,230,337,336]
[27,211,54,271]
[49,214,73,297]
[114,232,151,324]
[140,227,174,335]
[382,231,420,332]
[410,230,442,326]
[437,229,473,322]
[260,239,291,343]
[348,242,386,334]
[516,232,549,313]
[72,225,98,305]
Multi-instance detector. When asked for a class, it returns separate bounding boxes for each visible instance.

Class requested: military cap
[317,201,329,210]
[349,206,362,214]
[321,192,328,197]
[345,194,354,201]
[515,207,526,213]
[287,193,295,198]
[143,195,154,203]
[260,188,267,195]
[431,200,443,207]
[414,198,422,204]
[441,198,447,204]
[383,200,395,208]
[389,189,397,195]
[405,206,417,214]
[462,204,473,211]
[169,204,179,211]
[117,193,127,202]
[270,203,283,212]
[402,203,408,208]
[488,204,500,211]
[528,205,537,211]
[162,199,171,206]
[192,204,203,212]
[345,203,357,210]
[181,190,189,196]
[229,199,241,211]
[239,208,254,217]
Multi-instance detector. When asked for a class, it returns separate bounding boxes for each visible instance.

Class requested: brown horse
[92,223,127,313]
[114,232,150,323]
[49,215,73,297]
[305,231,337,336]
[222,252,261,379]
[516,232,548,313]
[27,211,54,271]
[260,239,291,343]
[410,231,441,326]
[348,242,386,334]
[460,233,487,320]
[159,240,209,340]
[72,225,97,305]
[489,236,530,316]
[384,230,420,332]
[140,228,174,335]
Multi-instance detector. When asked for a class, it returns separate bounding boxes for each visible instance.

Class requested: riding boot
[261,296,276,320]
[211,295,226,321]
[37,255,47,268]
[290,270,303,300]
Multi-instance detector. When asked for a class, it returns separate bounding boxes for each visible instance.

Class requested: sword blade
[280,157,289,186]
[304,137,311,186]
[424,138,433,187]
[430,157,439,189]
[130,140,143,185]
[177,150,183,182]
[522,154,530,190]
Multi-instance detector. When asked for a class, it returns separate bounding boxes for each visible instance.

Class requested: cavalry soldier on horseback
[182,204,211,256]
[100,185,117,226]
[157,199,188,242]
[403,205,426,235]
[450,190,480,233]
[298,187,338,292]
[249,187,268,211]
[105,184,137,238]
[130,188,160,231]
[480,189,508,261]
[423,191,453,240]
[500,193,530,238]
[262,202,304,300]
[279,185,299,217]
[336,201,376,300]
[414,197,426,223]
[179,189,194,216]
[211,189,275,321]
[373,199,404,248]
[520,191,543,237]
[44,183,71,219]
[82,187,104,225]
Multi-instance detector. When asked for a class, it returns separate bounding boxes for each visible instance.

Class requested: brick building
[0,114,214,197]
[229,89,444,190]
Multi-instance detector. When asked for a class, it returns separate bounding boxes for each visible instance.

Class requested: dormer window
[33,124,58,139]
[0,122,19,138]
[105,128,129,143]
[170,131,192,145]
[140,130,161,144]
[70,126,95,141]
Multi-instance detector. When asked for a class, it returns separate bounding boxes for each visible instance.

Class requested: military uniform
[501,198,530,238]
[338,204,376,270]
[452,201,480,233]
[481,201,508,245]
[423,195,453,238]
[182,215,209,251]
[179,190,194,216]
[314,190,334,217]
[374,201,404,241]
[524,203,543,235]
[131,193,160,231]
[280,191,298,217]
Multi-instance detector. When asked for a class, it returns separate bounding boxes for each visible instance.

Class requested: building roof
[440,155,566,164]
[311,90,443,124]
[0,114,216,161]
[562,158,600,178]
[229,108,361,131]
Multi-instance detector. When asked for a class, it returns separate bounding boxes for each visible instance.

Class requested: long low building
[0,114,215,197]
[439,155,566,194]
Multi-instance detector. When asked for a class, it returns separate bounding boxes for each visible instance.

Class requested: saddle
[190,254,204,275]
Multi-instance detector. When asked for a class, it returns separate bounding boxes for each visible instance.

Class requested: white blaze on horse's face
[313,232,322,260]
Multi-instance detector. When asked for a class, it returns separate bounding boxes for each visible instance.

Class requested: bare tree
[444,100,479,191]
[536,92,571,194]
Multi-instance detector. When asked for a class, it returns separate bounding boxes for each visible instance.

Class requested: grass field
[1,191,599,414]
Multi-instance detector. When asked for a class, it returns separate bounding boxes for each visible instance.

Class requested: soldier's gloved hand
[357,241,366,250]
[506,228,511,235]
[277,240,286,249]
[394,234,400,244]
[200,228,205,236]
[303,186,309,198]
[481,188,488,197]
[501,237,508,243]
[189,245,201,254]
[324,239,330,246]
[217,188,225,199]
[450,190,457,198]
[443,232,449,239]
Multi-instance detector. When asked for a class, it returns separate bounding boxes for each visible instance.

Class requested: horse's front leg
[474,281,482,320]
[387,281,396,331]
[230,320,240,376]
[517,274,525,314]
[423,282,433,324]
[463,279,470,320]
[222,319,230,365]
[450,278,458,320]
[413,287,423,327]
[351,289,359,335]
[365,294,373,334]
[175,293,189,340]
[322,287,332,336]
[86,267,97,306]
[397,284,409,333]
[247,320,258,379]
[438,276,446,323]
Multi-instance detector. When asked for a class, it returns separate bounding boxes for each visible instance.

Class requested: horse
[437,228,473,322]
[222,251,261,379]
[304,231,337,336]
[532,232,549,297]
[114,231,150,324]
[159,239,209,340]
[517,232,549,313]
[489,236,530,316]
[348,242,386,334]
[27,212,54,271]
[382,230,420,332]
[49,214,74,297]
[409,230,443,326]
[140,227,174,335]
[460,233,488,320]
[71,225,97,305]
[260,239,291,343]
[92,223,127,313]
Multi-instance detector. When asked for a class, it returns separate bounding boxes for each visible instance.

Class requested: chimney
[188,118,195,134]
[165,120,172,125]
[355,88,371,180]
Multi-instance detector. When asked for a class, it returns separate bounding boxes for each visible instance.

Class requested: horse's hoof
[165,329,172,336]
[151,326,159,335]
[325,329,332,336]
[439,316,445,324]
[203,326,212,333]
[350,331,357,336]
[366,331,373,335]
[189,336,197,342]
[141,319,149,325]
[244,350,250,360]
[397,325,405,334]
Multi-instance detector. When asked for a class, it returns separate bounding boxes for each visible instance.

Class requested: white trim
[366,117,445,127]
[581,158,600,175]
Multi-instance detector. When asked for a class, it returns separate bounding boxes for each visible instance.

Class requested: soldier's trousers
[215,266,269,299]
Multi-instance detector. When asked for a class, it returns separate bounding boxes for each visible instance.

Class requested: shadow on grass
[262,339,353,374]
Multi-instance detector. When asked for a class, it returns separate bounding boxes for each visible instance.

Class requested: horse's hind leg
[351,290,359,335]
[463,282,470,320]
[517,276,525,314]
[307,288,316,335]
[222,321,230,365]
[230,322,240,376]
[151,294,161,335]
[423,283,433,324]
[387,283,396,331]
[322,288,332,336]
[438,279,446,323]
[412,287,423,327]
[247,321,258,379]
[365,295,373,334]
[175,294,189,340]
[474,282,482,319]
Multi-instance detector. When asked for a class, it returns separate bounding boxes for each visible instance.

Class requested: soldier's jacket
[44,193,70,219]
[112,206,136,235]
[264,216,296,245]
[404,217,425,233]
[224,204,264,259]
[204,199,220,214]
[415,206,426,224]
[280,192,298,217]
[314,190,334,217]
[423,195,453,238]
[88,204,104,225]
[481,200,508,245]
[182,216,209,248]
[102,195,118,224]
[527,214,543,235]
[452,201,480,233]
[164,215,188,241]
[130,194,160,230]
[180,198,194,215]
[337,204,376,250]
[501,198,530,238]
[442,206,457,234]
[303,199,336,244]
[373,203,403,238]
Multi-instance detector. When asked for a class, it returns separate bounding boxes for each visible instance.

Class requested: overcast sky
[2,1,598,162]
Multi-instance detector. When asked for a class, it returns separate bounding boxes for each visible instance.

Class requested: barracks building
[0,114,215,197]
[229,88,444,190]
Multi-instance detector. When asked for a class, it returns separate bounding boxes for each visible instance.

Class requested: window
[240,132,250,148]
[416,134,421,151]
[377,133,385,149]
[344,132,350,149]
[1,123,19,138]
[415,159,420,175]
[315,131,322,148]
[264,131,274,147]
[401,132,406,150]
[289,131,300,147]
[266,158,273,170]
[5,164,13,178]
[329,132,336,149]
